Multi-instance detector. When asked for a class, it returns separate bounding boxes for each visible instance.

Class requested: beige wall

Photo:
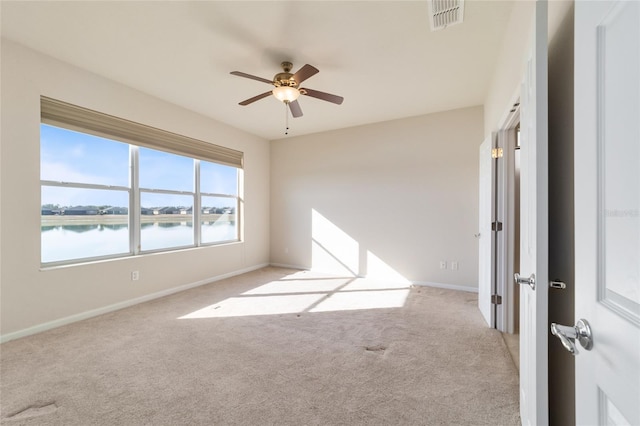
[0,40,270,339]
[270,107,483,290]
[484,0,574,136]
[483,0,536,136]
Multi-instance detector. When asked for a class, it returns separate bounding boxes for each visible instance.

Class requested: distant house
[158,206,180,214]
[141,208,161,215]
[99,207,128,215]
[64,206,99,215]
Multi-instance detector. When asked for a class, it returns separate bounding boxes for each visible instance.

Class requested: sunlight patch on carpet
[179,294,326,318]
[308,289,409,313]
[178,274,411,319]
[241,277,351,295]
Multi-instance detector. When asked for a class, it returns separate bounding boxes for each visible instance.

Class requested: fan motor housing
[273,61,297,87]
[273,72,297,88]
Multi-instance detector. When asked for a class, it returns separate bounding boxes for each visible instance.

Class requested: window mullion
[194,160,201,246]
[200,192,237,199]
[137,188,195,196]
[130,145,140,254]
[237,169,242,242]
[41,180,130,192]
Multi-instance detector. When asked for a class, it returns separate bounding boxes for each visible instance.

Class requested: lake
[41,217,237,263]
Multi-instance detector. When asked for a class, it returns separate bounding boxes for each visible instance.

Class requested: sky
[40,124,238,208]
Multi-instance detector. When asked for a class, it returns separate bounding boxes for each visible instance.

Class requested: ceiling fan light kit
[272,86,300,103]
[230,61,344,133]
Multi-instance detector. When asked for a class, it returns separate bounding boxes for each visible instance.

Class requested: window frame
[40,98,243,267]
[40,179,134,263]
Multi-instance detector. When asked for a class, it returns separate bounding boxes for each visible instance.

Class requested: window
[139,147,195,251]
[40,125,132,263]
[40,97,243,266]
[200,160,239,245]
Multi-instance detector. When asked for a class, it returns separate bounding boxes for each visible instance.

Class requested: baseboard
[0,263,269,344]
[412,281,478,293]
[270,265,478,294]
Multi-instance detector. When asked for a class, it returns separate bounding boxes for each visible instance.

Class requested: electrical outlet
[131,271,140,281]
[451,261,459,271]
[284,247,289,254]
[439,261,447,269]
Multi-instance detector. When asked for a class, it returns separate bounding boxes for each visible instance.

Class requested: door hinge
[491,221,503,231]
[491,294,502,305]
[491,148,504,159]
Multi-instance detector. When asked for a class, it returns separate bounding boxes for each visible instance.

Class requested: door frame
[479,134,497,327]
[496,104,520,334]
[491,90,521,335]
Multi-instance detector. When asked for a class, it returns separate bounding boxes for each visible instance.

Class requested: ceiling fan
[230,62,344,118]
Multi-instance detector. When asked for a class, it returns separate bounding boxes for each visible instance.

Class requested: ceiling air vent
[428,0,464,31]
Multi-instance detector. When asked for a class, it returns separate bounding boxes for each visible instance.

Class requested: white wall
[0,40,270,339]
[270,107,483,290]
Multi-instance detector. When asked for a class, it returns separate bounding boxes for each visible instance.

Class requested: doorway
[490,103,521,368]
[478,102,522,368]
[502,123,521,369]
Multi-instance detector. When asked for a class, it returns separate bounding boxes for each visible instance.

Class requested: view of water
[41,219,237,263]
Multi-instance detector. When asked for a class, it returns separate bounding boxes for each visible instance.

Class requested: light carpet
[0,267,520,425]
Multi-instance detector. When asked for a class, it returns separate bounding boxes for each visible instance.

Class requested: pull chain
[284,103,289,135]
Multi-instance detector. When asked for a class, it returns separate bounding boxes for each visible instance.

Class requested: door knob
[550,319,593,355]
[514,272,536,290]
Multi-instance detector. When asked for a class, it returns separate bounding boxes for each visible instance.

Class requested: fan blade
[301,88,344,105]
[292,64,319,85]
[288,100,303,118]
[230,71,273,85]
[239,91,272,106]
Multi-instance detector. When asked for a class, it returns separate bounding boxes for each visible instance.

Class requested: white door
[573,0,640,424]
[478,136,495,327]
[517,1,548,425]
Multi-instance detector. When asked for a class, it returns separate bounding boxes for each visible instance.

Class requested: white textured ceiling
[1,1,513,141]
